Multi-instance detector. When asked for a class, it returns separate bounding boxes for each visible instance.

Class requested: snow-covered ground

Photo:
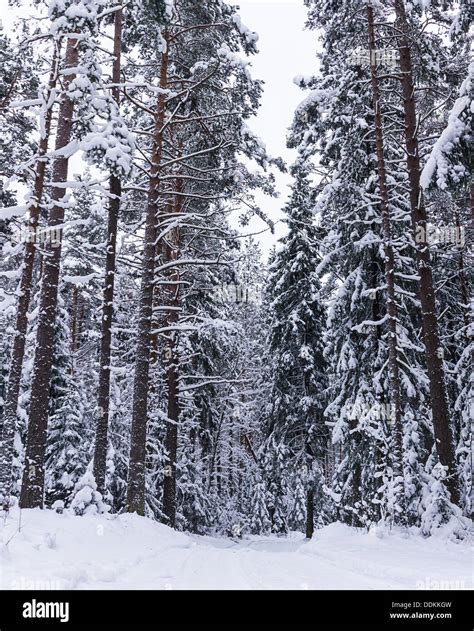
[0,509,472,590]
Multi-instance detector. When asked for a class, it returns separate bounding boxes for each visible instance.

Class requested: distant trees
[264,165,328,537]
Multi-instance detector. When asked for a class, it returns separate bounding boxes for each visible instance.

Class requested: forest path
[1,509,471,590]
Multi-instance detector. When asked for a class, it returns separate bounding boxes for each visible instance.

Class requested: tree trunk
[0,46,60,511]
[305,489,314,539]
[162,180,182,528]
[93,7,123,495]
[126,34,169,515]
[70,285,79,376]
[228,424,235,499]
[454,209,471,332]
[393,0,459,505]
[470,181,473,223]
[19,38,79,509]
[162,330,179,527]
[367,5,405,523]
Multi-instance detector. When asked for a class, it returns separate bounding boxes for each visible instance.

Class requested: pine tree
[20,0,134,509]
[126,0,275,520]
[265,165,328,537]
[45,290,88,507]
[70,466,107,516]
[93,4,129,495]
[0,25,47,509]
[249,477,271,535]
[392,0,459,505]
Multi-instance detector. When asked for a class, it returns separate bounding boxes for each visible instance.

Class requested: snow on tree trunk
[19,37,80,509]
[126,33,169,516]
[366,4,406,524]
[393,0,459,505]
[0,46,60,511]
[162,179,182,528]
[93,7,123,495]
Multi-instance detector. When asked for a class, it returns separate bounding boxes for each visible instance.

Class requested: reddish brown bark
[19,38,80,509]
[162,179,182,528]
[0,45,60,510]
[394,0,459,504]
[93,7,123,494]
[367,5,405,521]
[126,34,170,515]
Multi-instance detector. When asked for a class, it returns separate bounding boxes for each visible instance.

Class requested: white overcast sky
[229,0,318,257]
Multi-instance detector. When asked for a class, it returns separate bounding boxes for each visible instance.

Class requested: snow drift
[1,508,471,590]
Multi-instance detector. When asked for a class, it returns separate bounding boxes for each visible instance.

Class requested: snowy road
[1,509,472,590]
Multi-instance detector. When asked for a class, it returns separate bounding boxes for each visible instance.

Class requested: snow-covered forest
[0,0,472,590]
